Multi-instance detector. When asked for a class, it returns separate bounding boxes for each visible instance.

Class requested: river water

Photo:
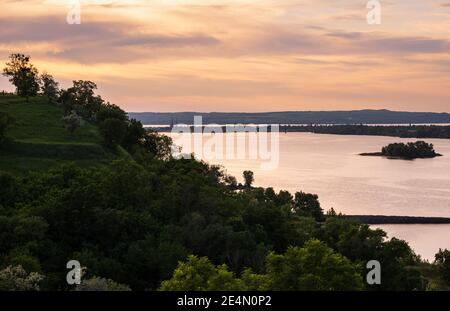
[170,132,450,261]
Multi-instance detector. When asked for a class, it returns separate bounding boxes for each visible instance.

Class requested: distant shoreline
[145,124,450,140]
[129,109,450,125]
[346,215,450,224]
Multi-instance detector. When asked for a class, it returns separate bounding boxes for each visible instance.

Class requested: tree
[2,54,40,101]
[96,103,128,124]
[264,240,363,291]
[161,241,364,291]
[0,112,14,144]
[381,141,438,159]
[40,72,59,104]
[435,249,450,285]
[160,255,245,291]
[142,130,173,160]
[122,119,146,151]
[0,265,44,291]
[62,110,82,136]
[59,80,104,119]
[224,174,238,189]
[99,118,127,147]
[294,191,324,222]
[243,170,254,188]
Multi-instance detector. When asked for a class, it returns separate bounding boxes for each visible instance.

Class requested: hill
[128,110,450,125]
[0,94,120,173]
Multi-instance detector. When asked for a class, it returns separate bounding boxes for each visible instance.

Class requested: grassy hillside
[0,94,121,173]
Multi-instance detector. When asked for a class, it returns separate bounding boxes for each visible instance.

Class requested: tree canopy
[2,54,40,101]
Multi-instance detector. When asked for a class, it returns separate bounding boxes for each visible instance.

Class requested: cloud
[114,34,220,47]
[1,0,450,112]
[0,15,221,63]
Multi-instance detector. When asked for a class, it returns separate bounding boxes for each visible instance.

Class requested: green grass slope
[0,94,122,173]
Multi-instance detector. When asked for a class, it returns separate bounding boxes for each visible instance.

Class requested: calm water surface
[372,224,450,262]
[170,132,450,259]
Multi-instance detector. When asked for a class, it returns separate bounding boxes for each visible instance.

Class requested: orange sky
[1,0,450,112]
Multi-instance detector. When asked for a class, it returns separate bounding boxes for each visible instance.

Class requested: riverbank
[359,152,442,159]
[347,215,450,224]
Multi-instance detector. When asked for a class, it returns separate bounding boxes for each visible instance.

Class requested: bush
[0,265,44,291]
[0,112,14,144]
[99,118,127,147]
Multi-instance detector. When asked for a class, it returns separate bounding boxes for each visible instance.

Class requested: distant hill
[128,110,450,125]
[0,94,122,173]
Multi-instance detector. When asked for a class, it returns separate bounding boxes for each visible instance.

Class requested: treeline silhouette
[347,215,450,224]
[281,124,450,139]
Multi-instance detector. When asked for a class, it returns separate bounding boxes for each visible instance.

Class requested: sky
[1,0,450,112]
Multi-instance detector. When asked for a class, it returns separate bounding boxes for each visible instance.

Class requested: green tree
[243,170,254,188]
[40,72,59,104]
[122,118,146,151]
[161,241,363,291]
[294,191,324,222]
[435,249,450,285]
[2,54,40,101]
[160,255,245,291]
[0,265,44,291]
[62,110,82,136]
[142,130,173,160]
[96,103,128,123]
[99,118,127,147]
[265,240,363,290]
[59,80,104,119]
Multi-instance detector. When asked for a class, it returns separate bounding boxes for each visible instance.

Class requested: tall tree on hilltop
[40,72,59,104]
[2,54,40,102]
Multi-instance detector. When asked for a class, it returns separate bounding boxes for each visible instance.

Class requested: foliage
[99,118,127,148]
[160,256,245,291]
[0,112,14,144]
[141,130,173,160]
[318,216,427,290]
[75,276,131,291]
[2,54,40,101]
[381,141,439,159]
[58,80,104,120]
[96,103,128,123]
[243,170,254,188]
[0,265,44,291]
[435,249,450,285]
[62,111,82,136]
[294,191,324,222]
[264,240,363,290]
[161,240,363,291]
[40,72,59,104]
[122,119,146,151]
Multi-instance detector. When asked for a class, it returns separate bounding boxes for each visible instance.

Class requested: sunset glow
[1,0,450,112]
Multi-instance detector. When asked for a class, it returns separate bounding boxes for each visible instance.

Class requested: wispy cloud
[1,0,450,112]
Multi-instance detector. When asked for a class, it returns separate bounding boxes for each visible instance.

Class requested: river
[169,132,450,261]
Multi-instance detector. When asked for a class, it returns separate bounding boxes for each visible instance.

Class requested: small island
[360,141,442,159]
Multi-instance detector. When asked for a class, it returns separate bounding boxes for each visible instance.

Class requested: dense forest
[1,54,450,291]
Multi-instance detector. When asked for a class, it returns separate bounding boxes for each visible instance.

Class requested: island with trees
[360,141,442,160]
[1,54,450,291]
